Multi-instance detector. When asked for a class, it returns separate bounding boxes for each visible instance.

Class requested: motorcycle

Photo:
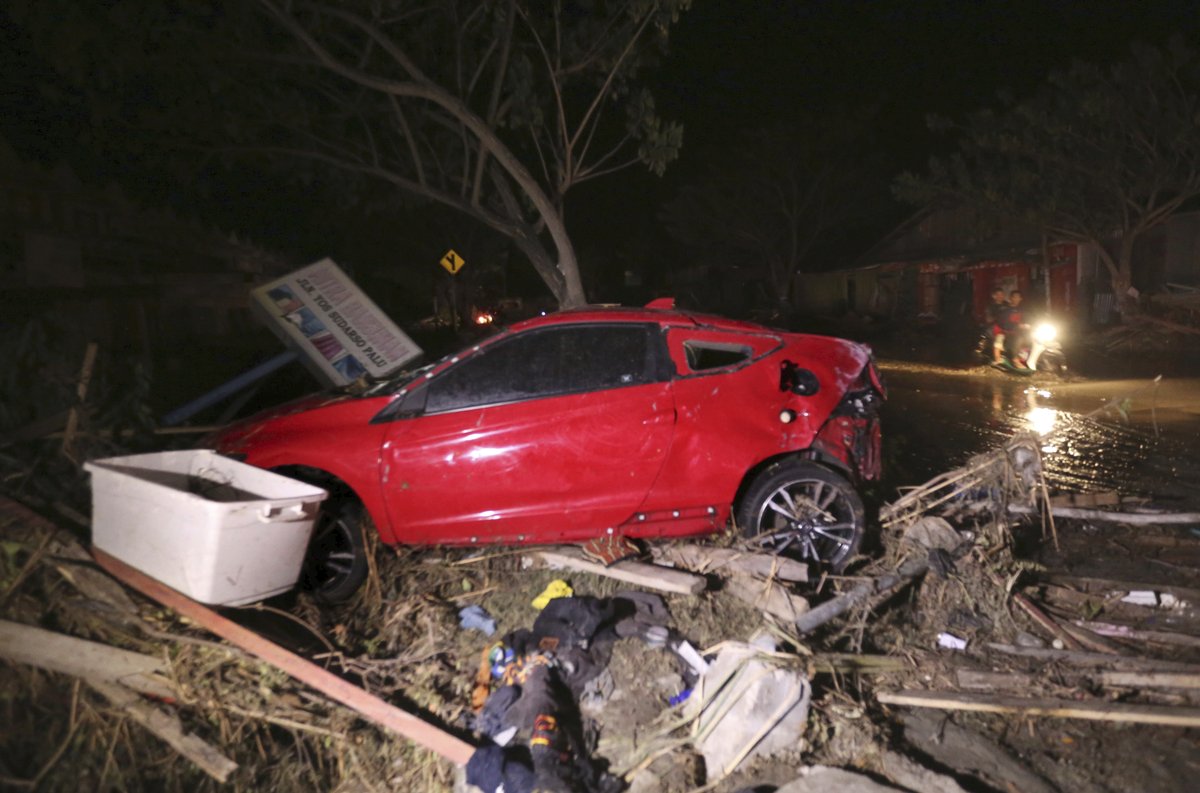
[977,318,1068,377]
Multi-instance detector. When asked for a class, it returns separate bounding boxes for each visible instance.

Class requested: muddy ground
[3,339,1200,792]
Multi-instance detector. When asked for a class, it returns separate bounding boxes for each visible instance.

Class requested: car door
[379,322,675,545]
[641,327,788,511]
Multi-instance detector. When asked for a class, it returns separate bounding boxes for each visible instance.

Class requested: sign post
[439,249,465,328]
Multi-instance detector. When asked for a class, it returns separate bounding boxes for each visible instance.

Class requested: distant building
[800,203,1200,326]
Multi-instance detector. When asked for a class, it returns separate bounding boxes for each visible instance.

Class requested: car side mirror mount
[780,360,819,396]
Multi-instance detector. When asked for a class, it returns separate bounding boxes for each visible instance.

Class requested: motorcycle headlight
[1033,322,1057,343]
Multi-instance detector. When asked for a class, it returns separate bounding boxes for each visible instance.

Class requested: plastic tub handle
[258,502,311,523]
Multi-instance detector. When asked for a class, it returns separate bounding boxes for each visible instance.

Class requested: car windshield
[344,327,505,398]
[349,361,436,397]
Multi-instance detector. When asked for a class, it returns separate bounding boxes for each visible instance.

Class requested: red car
[206,300,884,601]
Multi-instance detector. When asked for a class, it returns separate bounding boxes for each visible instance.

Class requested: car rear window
[665,328,782,375]
[683,341,752,371]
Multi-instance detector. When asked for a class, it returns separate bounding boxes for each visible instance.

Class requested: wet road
[878,361,1200,505]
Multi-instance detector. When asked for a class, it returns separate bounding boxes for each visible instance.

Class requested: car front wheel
[300,500,369,604]
[736,461,865,572]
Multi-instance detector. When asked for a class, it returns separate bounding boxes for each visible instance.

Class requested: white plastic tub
[85,450,327,606]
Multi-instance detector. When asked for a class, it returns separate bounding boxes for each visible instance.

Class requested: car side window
[425,324,661,413]
[684,341,752,371]
[665,328,784,376]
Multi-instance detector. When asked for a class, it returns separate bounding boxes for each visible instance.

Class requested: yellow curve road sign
[440,249,465,275]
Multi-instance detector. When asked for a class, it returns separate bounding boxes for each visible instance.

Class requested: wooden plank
[93,548,476,767]
[1049,491,1120,508]
[808,653,907,674]
[1043,574,1200,605]
[954,669,1034,691]
[535,546,706,595]
[1010,502,1200,525]
[794,548,958,635]
[1073,620,1200,649]
[0,620,175,701]
[62,341,99,460]
[877,689,1200,727]
[88,679,238,783]
[653,544,808,582]
[1098,672,1200,690]
[986,643,1200,672]
[1011,592,1083,650]
[721,570,809,619]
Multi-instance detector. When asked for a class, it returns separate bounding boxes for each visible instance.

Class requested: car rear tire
[736,461,865,573]
[300,500,369,604]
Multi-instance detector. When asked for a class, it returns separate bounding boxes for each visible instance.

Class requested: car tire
[736,461,865,573]
[300,500,369,604]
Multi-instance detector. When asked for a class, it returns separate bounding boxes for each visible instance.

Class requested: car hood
[202,391,389,453]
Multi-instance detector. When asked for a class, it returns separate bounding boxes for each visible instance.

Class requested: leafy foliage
[896,39,1200,303]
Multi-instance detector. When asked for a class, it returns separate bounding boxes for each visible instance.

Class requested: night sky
[573,0,1200,280]
[3,1,1198,297]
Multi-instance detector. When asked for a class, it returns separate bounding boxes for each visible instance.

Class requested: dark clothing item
[985,300,1008,327]
[466,744,536,793]
[999,305,1023,333]
[475,595,670,793]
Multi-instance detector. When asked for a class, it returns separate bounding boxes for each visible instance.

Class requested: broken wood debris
[721,570,809,620]
[0,620,175,701]
[985,642,1200,672]
[0,621,237,783]
[93,547,477,767]
[650,542,810,618]
[877,689,1200,727]
[793,540,970,635]
[1011,592,1084,651]
[5,366,1199,793]
[1072,619,1200,649]
[652,543,808,582]
[61,341,99,463]
[1009,501,1200,525]
[898,709,1057,793]
[89,679,239,783]
[531,545,707,595]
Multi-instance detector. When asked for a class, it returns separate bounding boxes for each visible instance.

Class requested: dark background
[3,0,1199,306]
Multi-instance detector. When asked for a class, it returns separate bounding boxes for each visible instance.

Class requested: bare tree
[11,0,689,307]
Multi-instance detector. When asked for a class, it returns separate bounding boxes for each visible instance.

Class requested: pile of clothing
[465,592,691,793]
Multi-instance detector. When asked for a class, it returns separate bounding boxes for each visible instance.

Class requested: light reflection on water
[881,369,1200,504]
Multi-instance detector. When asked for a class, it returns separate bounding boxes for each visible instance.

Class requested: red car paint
[206,304,883,546]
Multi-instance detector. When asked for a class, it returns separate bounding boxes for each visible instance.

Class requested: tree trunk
[556,249,587,308]
[512,233,586,309]
[1096,235,1138,320]
[1113,234,1138,319]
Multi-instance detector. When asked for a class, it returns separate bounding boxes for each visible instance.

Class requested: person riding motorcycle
[985,288,1008,365]
[995,289,1032,370]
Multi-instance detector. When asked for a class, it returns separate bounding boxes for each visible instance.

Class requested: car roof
[508,304,777,334]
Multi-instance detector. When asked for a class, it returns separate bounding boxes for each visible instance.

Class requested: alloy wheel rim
[753,478,857,565]
[307,515,358,591]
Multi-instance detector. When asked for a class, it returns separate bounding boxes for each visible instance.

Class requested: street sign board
[440,249,465,275]
[251,258,422,386]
